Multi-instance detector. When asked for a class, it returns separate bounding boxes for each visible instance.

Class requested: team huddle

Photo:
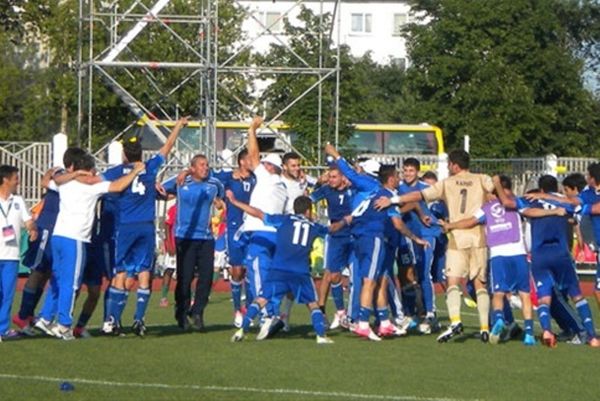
[1,115,600,347]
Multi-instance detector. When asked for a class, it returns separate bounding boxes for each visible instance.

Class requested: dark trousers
[175,238,215,320]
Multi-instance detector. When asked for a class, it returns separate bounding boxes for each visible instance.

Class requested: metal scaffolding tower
[77,0,341,166]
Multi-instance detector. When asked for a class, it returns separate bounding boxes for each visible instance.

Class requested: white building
[237,0,412,66]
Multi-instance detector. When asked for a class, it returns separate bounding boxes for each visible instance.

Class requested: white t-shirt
[0,194,31,260]
[244,164,287,232]
[474,208,527,258]
[51,180,111,242]
[281,175,308,215]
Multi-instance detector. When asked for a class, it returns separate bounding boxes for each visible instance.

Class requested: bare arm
[159,116,189,157]
[520,207,566,218]
[524,191,581,206]
[225,190,264,220]
[391,217,430,248]
[439,216,479,232]
[329,215,352,233]
[54,170,93,186]
[247,116,263,170]
[41,168,59,189]
[592,202,600,215]
[492,175,517,210]
[108,162,145,192]
[213,197,225,210]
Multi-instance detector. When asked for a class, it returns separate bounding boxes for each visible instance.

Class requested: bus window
[346,131,383,154]
[383,131,438,155]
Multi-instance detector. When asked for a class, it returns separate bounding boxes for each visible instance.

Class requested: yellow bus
[134,118,444,157]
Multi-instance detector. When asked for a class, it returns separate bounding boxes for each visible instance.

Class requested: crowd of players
[1,114,600,347]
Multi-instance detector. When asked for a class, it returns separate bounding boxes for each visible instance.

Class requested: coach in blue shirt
[163,154,224,331]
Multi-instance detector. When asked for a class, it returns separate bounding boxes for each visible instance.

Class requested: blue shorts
[22,228,53,272]
[83,240,115,286]
[396,236,416,268]
[531,247,581,299]
[114,223,155,276]
[489,254,530,294]
[354,235,385,280]
[245,231,276,300]
[260,270,318,308]
[324,234,353,273]
[431,235,447,283]
[227,226,248,267]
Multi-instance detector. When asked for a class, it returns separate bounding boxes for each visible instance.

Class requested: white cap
[262,153,283,170]
[359,159,381,177]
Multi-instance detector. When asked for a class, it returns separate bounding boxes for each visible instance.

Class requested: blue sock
[134,288,151,322]
[524,319,534,336]
[107,287,127,323]
[242,303,261,331]
[18,287,37,320]
[402,285,416,316]
[331,282,345,311]
[311,309,327,337]
[244,278,252,308]
[537,304,552,332]
[376,307,389,322]
[359,306,372,323]
[502,297,514,324]
[575,299,597,338]
[76,312,92,328]
[230,280,242,312]
[492,309,504,326]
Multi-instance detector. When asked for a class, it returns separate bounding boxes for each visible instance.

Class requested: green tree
[403,0,600,157]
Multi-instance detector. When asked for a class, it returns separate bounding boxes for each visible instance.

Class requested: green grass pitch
[0,291,598,401]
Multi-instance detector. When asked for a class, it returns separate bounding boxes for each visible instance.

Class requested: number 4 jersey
[264,214,329,275]
[102,154,165,225]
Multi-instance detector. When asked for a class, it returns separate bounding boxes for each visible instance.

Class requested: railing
[0,142,51,206]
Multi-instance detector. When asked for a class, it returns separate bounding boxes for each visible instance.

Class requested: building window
[260,11,283,33]
[393,13,408,36]
[351,13,372,34]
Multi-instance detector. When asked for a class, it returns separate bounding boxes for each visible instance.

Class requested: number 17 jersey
[102,154,165,225]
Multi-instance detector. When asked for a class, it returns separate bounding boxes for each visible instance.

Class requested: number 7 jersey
[421,171,493,249]
[102,154,165,225]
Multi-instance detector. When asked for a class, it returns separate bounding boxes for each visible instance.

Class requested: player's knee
[446,284,460,295]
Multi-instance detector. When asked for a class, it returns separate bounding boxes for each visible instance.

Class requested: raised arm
[492,175,517,210]
[520,207,567,219]
[247,116,263,170]
[108,162,145,192]
[159,116,189,157]
[375,190,423,211]
[524,191,581,206]
[225,189,264,220]
[53,169,93,186]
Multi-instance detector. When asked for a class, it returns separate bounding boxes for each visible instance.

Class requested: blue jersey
[381,187,404,244]
[91,195,117,243]
[163,176,224,240]
[398,180,441,237]
[517,195,574,252]
[310,184,354,237]
[336,157,398,237]
[35,189,60,231]
[265,214,328,275]
[102,154,165,225]
[213,170,256,227]
[578,188,600,246]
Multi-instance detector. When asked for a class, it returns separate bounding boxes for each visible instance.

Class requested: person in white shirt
[242,117,288,327]
[0,165,37,341]
[35,153,144,340]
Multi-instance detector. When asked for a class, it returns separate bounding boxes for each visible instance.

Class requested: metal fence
[0,142,51,206]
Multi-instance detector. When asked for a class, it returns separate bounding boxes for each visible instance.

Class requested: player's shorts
[354,235,385,280]
[595,252,600,291]
[260,270,318,309]
[445,247,488,281]
[396,236,416,268]
[214,250,228,269]
[83,240,114,286]
[245,231,277,300]
[227,226,248,267]
[324,234,353,273]
[489,254,530,294]
[431,235,447,283]
[22,227,53,272]
[114,222,155,276]
[531,246,581,299]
